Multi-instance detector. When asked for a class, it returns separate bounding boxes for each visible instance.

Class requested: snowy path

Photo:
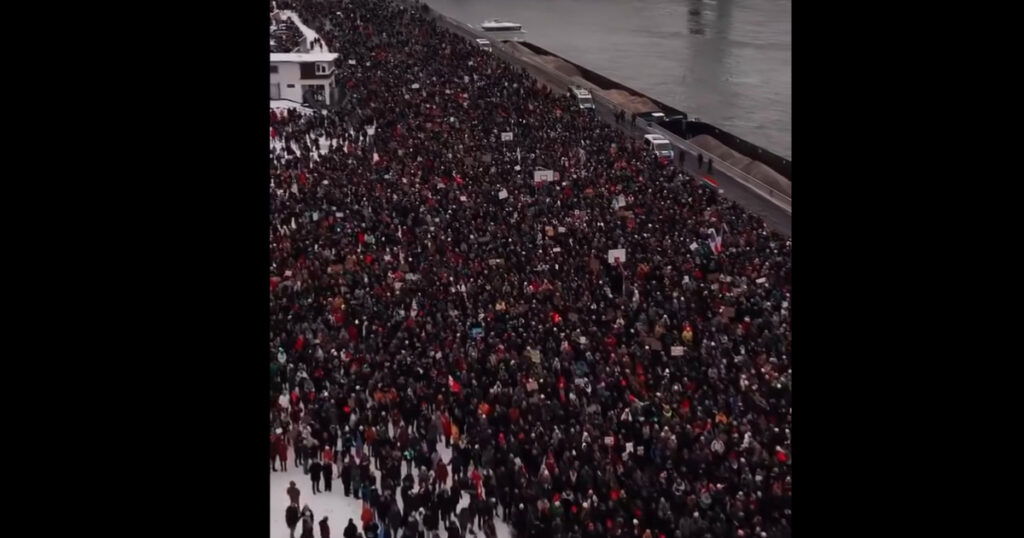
[278,10,330,53]
[269,440,514,538]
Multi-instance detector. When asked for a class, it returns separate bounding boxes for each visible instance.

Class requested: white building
[270,52,339,106]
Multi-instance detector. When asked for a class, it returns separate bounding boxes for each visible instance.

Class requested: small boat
[481,19,523,32]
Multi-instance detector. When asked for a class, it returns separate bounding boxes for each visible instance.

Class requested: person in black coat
[457,506,472,534]
[323,460,334,492]
[286,504,300,538]
[388,502,403,538]
[320,517,331,538]
[475,497,493,530]
[445,520,460,538]
[401,484,415,518]
[344,519,359,538]
[424,505,439,533]
[342,458,354,496]
[437,488,451,522]
[364,519,381,538]
[310,458,323,494]
[301,514,315,538]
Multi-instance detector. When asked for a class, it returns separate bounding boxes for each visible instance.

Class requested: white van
[570,86,595,110]
[643,134,674,159]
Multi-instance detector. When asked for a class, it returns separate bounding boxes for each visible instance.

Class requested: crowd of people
[269,1,792,538]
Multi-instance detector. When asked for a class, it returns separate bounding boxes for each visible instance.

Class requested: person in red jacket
[440,412,453,448]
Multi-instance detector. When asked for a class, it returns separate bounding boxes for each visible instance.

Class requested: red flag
[449,375,461,393]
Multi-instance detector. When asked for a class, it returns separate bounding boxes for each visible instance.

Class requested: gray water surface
[425,0,791,159]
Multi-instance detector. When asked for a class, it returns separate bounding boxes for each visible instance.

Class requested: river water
[423,0,791,159]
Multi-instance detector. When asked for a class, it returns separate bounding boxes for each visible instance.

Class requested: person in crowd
[288,480,301,507]
[323,458,334,492]
[287,504,301,538]
[320,516,331,538]
[300,505,315,538]
[310,456,323,494]
[344,519,359,538]
[342,456,354,496]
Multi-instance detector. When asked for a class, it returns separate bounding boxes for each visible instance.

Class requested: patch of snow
[270,440,512,538]
[271,100,313,113]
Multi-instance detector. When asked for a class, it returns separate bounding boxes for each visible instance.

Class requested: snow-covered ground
[279,10,329,52]
[270,440,513,538]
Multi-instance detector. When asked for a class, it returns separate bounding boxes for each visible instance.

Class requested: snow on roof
[271,100,313,113]
[271,52,339,63]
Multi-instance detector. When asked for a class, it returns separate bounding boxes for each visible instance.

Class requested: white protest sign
[612,194,626,210]
[607,248,627,264]
[671,346,685,356]
[501,132,513,142]
[533,170,554,183]
[498,189,508,200]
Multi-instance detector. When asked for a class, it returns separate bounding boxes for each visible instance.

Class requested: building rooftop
[271,52,339,63]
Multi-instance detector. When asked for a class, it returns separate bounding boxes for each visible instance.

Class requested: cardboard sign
[501,132,513,142]
[557,226,566,233]
[498,189,508,200]
[533,170,554,183]
[607,248,627,264]
[604,436,615,446]
[552,247,561,253]
[526,380,539,391]
[756,277,767,285]
[671,346,685,356]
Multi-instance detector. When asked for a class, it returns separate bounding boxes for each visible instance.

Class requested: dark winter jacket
[286,505,300,529]
[344,520,358,538]
[301,517,315,538]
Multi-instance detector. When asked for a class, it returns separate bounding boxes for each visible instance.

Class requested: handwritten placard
[533,170,554,183]
[607,248,627,264]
